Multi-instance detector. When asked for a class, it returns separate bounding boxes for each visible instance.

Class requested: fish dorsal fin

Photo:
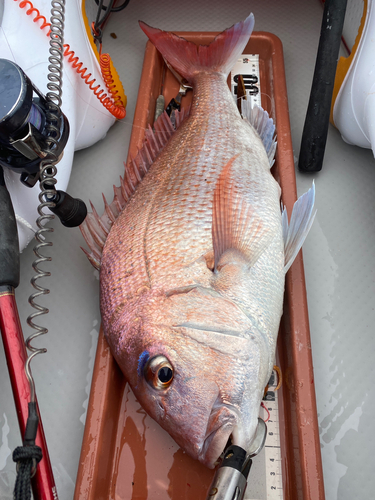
[80,109,190,269]
[241,100,277,167]
[212,156,273,271]
[282,182,316,273]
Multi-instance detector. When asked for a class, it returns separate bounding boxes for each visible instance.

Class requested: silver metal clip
[10,122,47,160]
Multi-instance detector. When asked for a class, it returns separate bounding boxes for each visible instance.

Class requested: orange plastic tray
[74,32,325,500]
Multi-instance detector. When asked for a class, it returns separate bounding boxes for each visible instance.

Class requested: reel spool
[0,58,69,186]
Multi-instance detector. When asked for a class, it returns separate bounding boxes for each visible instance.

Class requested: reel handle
[48,189,87,227]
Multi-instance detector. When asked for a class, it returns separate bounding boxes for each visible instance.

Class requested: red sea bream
[81,14,315,469]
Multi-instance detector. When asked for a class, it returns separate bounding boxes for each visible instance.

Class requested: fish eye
[144,355,174,390]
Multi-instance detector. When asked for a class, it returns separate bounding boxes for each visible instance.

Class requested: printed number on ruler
[230,54,261,108]
[262,370,283,499]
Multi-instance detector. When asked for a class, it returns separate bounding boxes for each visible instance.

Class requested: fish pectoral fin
[283,182,316,273]
[212,156,273,271]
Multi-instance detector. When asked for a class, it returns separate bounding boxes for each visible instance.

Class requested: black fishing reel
[0,58,87,227]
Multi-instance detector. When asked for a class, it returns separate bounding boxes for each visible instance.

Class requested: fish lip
[199,405,239,468]
[200,423,234,468]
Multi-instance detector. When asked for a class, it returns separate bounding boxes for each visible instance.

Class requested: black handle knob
[48,190,87,228]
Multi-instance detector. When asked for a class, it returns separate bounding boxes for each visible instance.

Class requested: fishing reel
[0,58,87,227]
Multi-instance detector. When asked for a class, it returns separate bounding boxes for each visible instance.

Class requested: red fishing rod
[0,1,131,498]
[0,14,85,500]
[0,1,132,497]
[0,55,87,497]
[0,166,58,500]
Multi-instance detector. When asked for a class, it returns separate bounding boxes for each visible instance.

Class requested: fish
[80,13,315,469]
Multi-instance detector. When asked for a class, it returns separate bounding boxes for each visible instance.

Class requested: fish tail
[139,14,255,82]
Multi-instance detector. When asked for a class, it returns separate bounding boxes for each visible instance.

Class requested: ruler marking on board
[250,368,284,500]
[263,372,283,500]
[230,54,261,108]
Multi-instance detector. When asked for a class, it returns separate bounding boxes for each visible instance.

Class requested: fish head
[102,285,271,468]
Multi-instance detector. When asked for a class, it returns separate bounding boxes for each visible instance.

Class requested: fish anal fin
[212,156,271,271]
[283,182,316,273]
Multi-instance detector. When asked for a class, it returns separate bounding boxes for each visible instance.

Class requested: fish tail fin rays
[241,101,277,167]
[212,156,274,271]
[79,109,190,269]
[283,182,316,273]
[139,14,255,82]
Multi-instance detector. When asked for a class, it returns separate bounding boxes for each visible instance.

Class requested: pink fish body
[82,14,315,468]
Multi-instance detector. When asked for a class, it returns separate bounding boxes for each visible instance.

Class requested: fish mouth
[199,405,239,468]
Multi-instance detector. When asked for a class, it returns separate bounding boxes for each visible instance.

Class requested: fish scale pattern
[97,16,288,468]
[100,69,283,356]
[80,108,190,269]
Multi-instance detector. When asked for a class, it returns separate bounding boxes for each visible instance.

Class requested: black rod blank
[298,0,348,172]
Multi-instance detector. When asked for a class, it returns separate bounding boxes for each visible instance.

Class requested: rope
[13,445,43,500]
[12,402,42,499]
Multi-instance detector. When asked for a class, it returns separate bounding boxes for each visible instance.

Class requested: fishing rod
[0,0,131,497]
[0,1,85,498]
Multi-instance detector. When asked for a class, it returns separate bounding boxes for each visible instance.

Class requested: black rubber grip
[0,167,20,287]
[220,445,247,472]
[299,0,348,172]
[48,190,87,228]
[23,402,39,446]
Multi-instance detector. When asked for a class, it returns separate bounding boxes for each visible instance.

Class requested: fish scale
[82,14,316,469]
[100,56,283,464]
[131,78,266,280]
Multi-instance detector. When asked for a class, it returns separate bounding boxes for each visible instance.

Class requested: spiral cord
[16,0,127,119]
[25,0,66,404]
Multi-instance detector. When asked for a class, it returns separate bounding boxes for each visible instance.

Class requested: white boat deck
[1,1,374,498]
